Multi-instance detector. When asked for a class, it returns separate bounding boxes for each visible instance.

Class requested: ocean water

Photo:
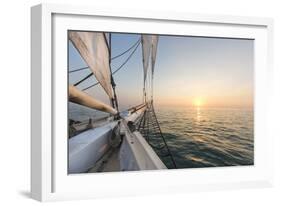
[154,106,254,169]
[69,103,254,169]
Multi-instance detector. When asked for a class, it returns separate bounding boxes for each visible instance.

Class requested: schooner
[68,31,176,173]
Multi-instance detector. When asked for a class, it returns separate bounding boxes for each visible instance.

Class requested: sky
[68,32,253,109]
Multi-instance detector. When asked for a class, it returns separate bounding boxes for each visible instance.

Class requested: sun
[192,97,204,107]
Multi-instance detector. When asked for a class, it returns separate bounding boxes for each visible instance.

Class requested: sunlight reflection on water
[154,106,254,169]
[196,107,201,122]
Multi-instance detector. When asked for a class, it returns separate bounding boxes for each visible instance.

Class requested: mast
[109,32,119,112]
[107,33,119,112]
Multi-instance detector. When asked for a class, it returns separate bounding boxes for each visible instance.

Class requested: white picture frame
[31,3,274,202]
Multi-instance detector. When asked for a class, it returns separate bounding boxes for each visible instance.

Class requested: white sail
[141,35,159,82]
[141,35,152,84]
[151,36,159,76]
[69,31,113,99]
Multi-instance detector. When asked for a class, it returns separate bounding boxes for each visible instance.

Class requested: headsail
[141,35,152,84]
[141,35,159,82]
[69,31,113,99]
[141,35,159,102]
[151,36,159,76]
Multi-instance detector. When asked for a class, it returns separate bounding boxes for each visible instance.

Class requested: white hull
[119,121,166,171]
[68,106,167,174]
[68,122,117,173]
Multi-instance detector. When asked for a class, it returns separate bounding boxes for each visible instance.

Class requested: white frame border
[31,3,274,202]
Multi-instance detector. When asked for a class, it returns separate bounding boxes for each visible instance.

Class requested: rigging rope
[150,103,177,168]
[81,40,141,91]
[68,38,141,74]
[137,102,177,169]
[69,66,89,73]
[73,72,92,86]
[111,38,141,60]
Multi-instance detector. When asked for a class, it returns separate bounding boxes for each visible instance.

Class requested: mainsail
[69,31,113,99]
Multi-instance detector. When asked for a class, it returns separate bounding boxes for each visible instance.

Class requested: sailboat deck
[88,147,120,173]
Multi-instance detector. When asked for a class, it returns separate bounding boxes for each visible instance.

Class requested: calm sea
[69,103,254,169]
[154,106,254,169]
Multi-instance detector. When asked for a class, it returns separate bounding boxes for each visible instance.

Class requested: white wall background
[0,0,280,205]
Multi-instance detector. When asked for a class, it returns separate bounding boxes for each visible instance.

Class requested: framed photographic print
[31,3,274,201]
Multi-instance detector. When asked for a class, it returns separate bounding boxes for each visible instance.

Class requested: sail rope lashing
[68,38,141,74]
[81,40,141,91]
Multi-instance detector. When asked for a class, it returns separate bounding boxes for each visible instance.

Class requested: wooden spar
[69,85,117,115]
